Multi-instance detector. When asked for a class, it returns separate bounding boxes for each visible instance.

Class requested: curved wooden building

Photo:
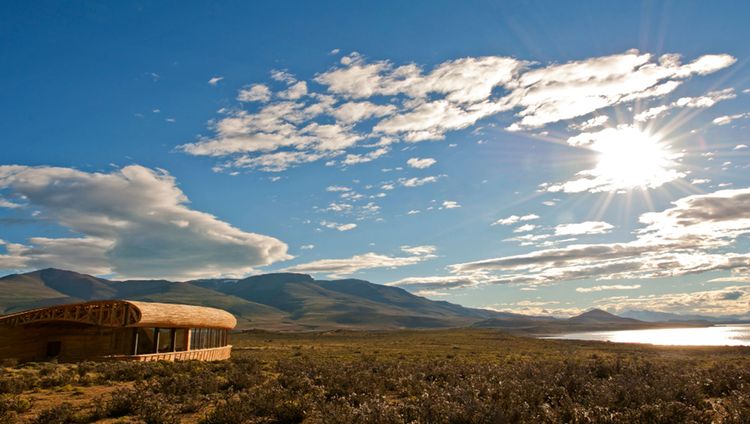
[0,300,237,362]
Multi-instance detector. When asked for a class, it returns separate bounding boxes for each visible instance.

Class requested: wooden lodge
[0,300,237,362]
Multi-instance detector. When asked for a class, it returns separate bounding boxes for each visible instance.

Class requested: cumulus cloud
[0,165,290,279]
[237,84,271,102]
[320,220,357,231]
[0,197,22,208]
[398,175,442,187]
[633,88,735,122]
[278,81,308,100]
[493,214,539,226]
[331,101,397,124]
[406,157,437,169]
[575,284,641,293]
[385,275,480,291]
[513,224,537,233]
[554,221,614,236]
[179,49,735,173]
[569,115,609,131]
[285,245,436,277]
[441,200,461,209]
[596,286,750,317]
[505,51,735,130]
[342,147,389,165]
[713,112,750,126]
[208,76,224,86]
[449,187,750,286]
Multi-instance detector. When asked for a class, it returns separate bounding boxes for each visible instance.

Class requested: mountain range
[0,268,527,330]
[0,268,729,331]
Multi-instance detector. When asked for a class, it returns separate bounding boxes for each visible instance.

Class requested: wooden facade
[0,300,237,362]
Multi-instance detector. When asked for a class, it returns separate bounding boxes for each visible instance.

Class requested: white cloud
[237,84,271,102]
[634,88,735,122]
[493,214,540,226]
[278,81,308,100]
[441,200,461,209]
[270,70,296,83]
[505,51,735,129]
[385,275,480,291]
[449,187,750,286]
[513,224,537,233]
[399,175,442,187]
[575,284,641,293]
[734,144,748,150]
[554,221,614,236]
[569,115,609,131]
[0,165,290,279]
[331,101,397,124]
[596,286,750,317]
[342,147,389,165]
[406,157,437,169]
[285,245,436,277]
[181,50,735,173]
[0,197,22,208]
[320,220,357,231]
[208,76,224,86]
[326,185,351,192]
[713,113,750,126]
[300,244,315,250]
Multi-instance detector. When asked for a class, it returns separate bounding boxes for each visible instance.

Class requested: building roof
[0,300,237,329]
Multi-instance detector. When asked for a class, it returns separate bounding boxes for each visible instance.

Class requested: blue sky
[2,1,750,316]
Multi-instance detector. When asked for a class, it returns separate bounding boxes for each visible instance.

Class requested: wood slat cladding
[0,300,236,362]
[0,300,236,329]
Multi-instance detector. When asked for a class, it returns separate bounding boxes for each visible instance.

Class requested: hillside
[567,308,641,324]
[0,268,515,330]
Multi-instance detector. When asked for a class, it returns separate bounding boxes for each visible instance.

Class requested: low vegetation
[2,329,750,423]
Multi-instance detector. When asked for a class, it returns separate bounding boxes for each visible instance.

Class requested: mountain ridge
[0,268,522,330]
[0,269,719,331]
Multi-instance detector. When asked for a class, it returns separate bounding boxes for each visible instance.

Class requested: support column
[185,329,192,351]
[132,328,139,355]
[170,329,176,352]
[153,328,160,354]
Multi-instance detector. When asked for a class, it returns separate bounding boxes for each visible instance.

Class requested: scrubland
[2,329,750,423]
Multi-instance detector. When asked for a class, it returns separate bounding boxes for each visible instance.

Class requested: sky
[1,0,750,317]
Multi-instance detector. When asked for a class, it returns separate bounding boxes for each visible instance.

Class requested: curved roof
[0,300,237,329]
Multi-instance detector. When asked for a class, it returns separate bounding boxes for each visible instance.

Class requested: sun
[587,127,681,191]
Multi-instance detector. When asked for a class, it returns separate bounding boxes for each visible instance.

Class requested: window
[157,328,172,353]
[189,328,228,350]
[134,328,155,355]
[174,328,188,351]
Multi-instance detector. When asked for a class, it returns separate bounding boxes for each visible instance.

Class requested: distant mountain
[0,269,724,332]
[0,268,517,330]
[619,309,745,324]
[568,308,641,325]
[471,308,709,333]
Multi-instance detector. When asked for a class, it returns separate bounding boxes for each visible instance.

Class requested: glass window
[174,328,188,351]
[135,328,155,355]
[157,328,172,353]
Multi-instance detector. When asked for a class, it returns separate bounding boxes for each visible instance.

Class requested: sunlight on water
[544,324,750,346]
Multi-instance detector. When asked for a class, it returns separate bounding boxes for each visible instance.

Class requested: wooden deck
[107,345,232,362]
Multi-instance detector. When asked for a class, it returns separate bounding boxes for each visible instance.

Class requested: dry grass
[1,329,750,423]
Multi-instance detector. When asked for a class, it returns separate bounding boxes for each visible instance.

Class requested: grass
[1,328,750,423]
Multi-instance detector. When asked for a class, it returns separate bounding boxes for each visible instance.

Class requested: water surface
[544,324,750,346]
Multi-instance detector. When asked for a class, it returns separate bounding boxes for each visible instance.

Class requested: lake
[544,324,750,346]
